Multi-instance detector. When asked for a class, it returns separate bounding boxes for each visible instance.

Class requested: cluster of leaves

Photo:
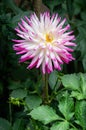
[1,72,86,130]
[0,0,86,130]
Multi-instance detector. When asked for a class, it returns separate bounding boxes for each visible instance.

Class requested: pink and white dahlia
[13,12,76,74]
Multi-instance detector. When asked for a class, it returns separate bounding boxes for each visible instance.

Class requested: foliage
[0,0,86,130]
[29,105,60,125]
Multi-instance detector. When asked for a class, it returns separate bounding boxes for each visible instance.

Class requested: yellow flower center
[46,33,53,43]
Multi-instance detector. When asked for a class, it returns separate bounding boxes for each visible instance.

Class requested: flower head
[13,12,76,74]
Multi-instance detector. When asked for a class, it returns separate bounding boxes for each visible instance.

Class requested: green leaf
[58,92,74,120]
[71,91,84,100]
[8,81,23,90]
[0,118,11,130]
[75,101,86,129]
[13,119,24,130]
[25,95,42,110]
[29,105,60,124]
[70,73,86,100]
[80,73,86,97]
[61,74,80,91]
[50,121,69,130]
[49,70,58,89]
[10,89,27,99]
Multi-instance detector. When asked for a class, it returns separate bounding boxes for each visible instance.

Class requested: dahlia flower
[13,12,76,74]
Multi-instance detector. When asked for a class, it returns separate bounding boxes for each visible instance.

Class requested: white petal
[36,56,44,68]
[42,61,46,74]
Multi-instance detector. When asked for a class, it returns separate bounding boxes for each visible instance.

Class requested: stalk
[42,73,49,104]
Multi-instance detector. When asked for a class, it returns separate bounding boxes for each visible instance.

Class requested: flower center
[46,33,53,43]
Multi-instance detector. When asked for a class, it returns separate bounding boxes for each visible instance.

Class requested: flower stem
[45,73,49,101]
[42,73,49,104]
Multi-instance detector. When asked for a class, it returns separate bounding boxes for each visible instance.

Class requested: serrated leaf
[70,73,86,100]
[10,89,27,99]
[13,119,24,130]
[71,91,84,100]
[61,74,80,91]
[50,121,69,130]
[75,101,86,129]
[0,118,11,130]
[49,70,58,89]
[58,92,74,120]
[29,105,60,124]
[25,95,42,110]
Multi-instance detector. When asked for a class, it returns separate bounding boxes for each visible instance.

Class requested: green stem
[69,122,78,129]
[45,74,49,102]
[42,73,49,104]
